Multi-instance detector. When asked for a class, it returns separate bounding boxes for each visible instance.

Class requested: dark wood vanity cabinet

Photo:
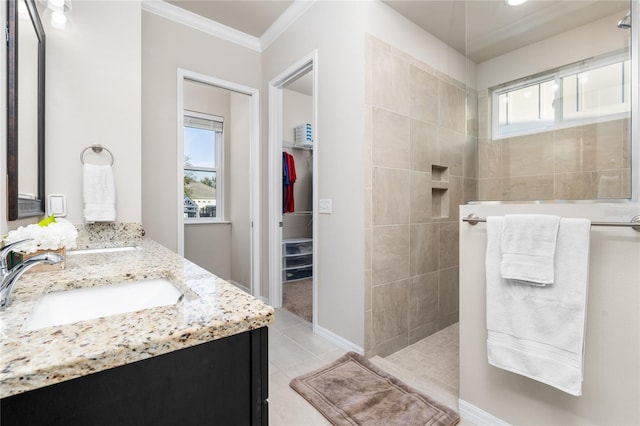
[1,327,268,426]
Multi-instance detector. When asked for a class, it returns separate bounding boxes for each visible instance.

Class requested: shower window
[493,51,630,139]
[496,78,555,136]
[183,111,224,221]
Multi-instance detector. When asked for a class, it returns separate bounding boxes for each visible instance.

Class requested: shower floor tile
[384,322,459,395]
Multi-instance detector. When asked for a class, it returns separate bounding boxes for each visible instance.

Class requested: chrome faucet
[0,239,64,310]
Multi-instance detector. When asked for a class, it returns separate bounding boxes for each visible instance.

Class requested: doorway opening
[177,69,260,299]
[269,52,318,326]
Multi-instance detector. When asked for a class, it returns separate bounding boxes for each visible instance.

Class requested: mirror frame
[7,0,46,221]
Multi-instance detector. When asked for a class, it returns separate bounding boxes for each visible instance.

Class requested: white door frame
[268,51,318,325]
[177,68,261,299]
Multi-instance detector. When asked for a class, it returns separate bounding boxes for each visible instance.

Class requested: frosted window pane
[508,84,539,124]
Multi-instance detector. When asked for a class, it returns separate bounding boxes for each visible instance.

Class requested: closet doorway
[177,69,261,299]
[269,52,317,325]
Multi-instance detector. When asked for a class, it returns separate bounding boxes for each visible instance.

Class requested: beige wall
[262,0,366,346]
[184,223,231,279]
[182,81,232,279]
[39,1,141,226]
[141,10,261,253]
[3,1,141,232]
[364,35,476,357]
[459,203,640,425]
[229,92,252,288]
[47,1,141,224]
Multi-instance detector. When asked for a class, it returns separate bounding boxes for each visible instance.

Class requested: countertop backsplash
[74,222,144,249]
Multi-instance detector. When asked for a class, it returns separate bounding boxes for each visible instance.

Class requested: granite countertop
[0,238,274,399]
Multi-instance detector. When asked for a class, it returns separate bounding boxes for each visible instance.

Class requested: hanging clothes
[283,152,290,213]
[283,152,297,213]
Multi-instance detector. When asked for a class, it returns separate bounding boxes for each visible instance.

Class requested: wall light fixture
[44,0,72,30]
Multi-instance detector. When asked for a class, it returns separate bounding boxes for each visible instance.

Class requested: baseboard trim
[458,399,510,426]
[313,324,363,355]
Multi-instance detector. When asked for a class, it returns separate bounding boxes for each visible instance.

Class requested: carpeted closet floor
[283,278,312,322]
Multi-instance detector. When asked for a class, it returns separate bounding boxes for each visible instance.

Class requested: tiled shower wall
[364,35,477,357]
[477,91,631,201]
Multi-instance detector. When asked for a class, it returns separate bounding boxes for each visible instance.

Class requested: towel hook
[81,144,114,166]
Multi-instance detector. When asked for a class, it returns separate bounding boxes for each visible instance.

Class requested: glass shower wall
[476,104,630,202]
[469,1,633,202]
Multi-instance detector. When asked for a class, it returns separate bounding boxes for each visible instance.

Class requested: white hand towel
[83,163,116,222]
[500,214,561,286]
[486,216,591,396]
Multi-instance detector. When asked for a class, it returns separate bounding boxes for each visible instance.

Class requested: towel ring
[81,144,114,166]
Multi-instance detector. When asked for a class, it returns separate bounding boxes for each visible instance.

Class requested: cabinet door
[1,327,269,426]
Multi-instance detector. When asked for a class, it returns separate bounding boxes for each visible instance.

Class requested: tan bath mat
[290,351,460,426]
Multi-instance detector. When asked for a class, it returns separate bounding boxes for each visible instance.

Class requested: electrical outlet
[48,194,67,217]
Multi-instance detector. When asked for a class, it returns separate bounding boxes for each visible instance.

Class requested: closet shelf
[285,211,312,215]
[283,141,313,151]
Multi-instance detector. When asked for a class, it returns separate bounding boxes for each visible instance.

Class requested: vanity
[0,231,273,425]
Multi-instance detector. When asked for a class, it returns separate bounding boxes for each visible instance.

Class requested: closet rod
[462,214,640,232]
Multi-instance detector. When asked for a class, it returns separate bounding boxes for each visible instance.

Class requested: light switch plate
[48,194,67,217]
[319,199,332,214]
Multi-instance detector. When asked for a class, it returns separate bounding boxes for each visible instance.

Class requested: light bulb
[506,0,528,5]
[51,11,67,29]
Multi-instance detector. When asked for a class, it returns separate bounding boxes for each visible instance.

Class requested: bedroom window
[183,111,224,221]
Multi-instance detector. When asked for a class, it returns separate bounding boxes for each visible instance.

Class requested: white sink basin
[25,278,184,331]
[67,246,140,255]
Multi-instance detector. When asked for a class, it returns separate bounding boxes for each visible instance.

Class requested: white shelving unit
[282,237,312,282]
[283,140,313,151]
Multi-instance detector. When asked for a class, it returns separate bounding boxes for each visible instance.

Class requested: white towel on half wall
[500,214,560,286]
[485,216,591,396]
[83,163,116,222]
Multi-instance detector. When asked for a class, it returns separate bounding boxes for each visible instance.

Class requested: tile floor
[268,308,461,425]
[385,322,459,396]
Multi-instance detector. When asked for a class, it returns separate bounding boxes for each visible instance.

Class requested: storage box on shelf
[282,238,312,282]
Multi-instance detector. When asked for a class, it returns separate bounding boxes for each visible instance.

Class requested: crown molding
[260,0,316,51]
[141,0,261,52]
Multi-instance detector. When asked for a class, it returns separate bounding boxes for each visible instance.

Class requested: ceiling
[166,1,293,37]
[166,0,630,63]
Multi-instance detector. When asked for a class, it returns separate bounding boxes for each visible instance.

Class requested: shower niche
[431,164,449,219]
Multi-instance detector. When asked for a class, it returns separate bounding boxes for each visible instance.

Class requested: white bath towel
[83,163,116,222]
[500,214,561,286]
[486,216,591,396]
